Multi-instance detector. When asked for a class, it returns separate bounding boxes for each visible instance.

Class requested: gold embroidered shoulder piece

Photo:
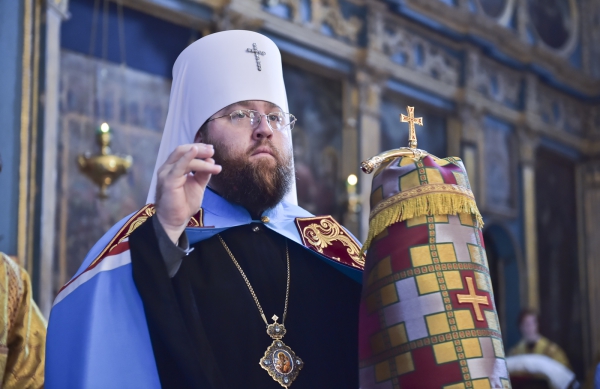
[295,216,364,270]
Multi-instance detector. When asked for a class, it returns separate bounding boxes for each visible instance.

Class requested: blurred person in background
[0,154,47,388]
[509,308,571,368]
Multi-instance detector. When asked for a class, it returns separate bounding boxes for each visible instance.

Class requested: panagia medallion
[218,235,303,387]
[260,315,303,388]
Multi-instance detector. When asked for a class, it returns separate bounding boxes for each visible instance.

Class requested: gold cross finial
[457,277,490,321]
[400,106,423,149]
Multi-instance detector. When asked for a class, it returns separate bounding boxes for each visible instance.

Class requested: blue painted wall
[0,1,24,255]
[62,0,196,78]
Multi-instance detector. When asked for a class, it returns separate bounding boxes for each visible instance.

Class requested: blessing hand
[155,144,222,243]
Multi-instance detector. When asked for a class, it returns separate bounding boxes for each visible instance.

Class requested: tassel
[361,192,483,254]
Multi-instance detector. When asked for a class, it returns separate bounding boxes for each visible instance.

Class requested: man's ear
[194,130,203,144]
[195,121,210,143]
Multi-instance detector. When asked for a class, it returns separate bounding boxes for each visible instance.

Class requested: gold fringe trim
[361,192,483,254]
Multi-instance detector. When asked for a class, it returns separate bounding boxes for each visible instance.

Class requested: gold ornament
[78,123,132,198]
[361,106,430,174]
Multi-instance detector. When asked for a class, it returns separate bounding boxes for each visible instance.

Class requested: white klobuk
[147,30,297,205]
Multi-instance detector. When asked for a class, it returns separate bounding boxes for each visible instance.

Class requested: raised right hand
[155,143,222,243]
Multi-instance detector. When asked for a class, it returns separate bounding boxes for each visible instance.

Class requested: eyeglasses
[208,109,297,132]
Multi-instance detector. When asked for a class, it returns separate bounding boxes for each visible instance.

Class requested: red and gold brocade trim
[84,205,203,273]
[295,216,365,270]
[57,205,203,295]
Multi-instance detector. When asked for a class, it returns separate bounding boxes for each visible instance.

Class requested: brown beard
[206,138,293,217]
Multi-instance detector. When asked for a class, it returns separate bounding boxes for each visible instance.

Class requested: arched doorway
[483,224,522,349]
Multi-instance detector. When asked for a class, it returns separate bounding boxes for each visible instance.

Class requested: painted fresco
[483,116,514,213]
[283,64,344,221]
[56,50,169,287]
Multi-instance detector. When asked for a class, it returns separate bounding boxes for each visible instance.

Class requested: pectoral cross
[400,106,423,149]
[246,43,266,71]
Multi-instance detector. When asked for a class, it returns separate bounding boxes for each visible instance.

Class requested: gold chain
[217,234,290,326]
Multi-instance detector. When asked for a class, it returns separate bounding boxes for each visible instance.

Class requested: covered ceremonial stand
[359,107,511,388]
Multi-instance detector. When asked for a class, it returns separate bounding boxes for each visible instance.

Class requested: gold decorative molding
[17,0,33,269]
[535,83,587,136]
[18,0,43,276]
[522,164,538,310]
[402,0,600,97]
[213,5,265,32]
[364,6,596,154]
[261,0,363,44]
[232,0,361,63]
[466,51,522,109]
[371,15,460,88]
[314,0,363,44]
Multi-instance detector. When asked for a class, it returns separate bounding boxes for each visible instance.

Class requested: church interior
[1,0,599,386]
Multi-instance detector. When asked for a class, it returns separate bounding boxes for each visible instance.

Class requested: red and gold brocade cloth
[359,155,511,389]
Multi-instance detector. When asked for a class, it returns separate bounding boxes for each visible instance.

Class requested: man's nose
[252,115,273,140]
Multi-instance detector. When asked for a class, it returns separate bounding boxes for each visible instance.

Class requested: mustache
[247,140,279,156]
[207,138,294,216]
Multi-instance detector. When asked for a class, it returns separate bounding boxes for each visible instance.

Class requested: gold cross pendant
[400,106,423,149]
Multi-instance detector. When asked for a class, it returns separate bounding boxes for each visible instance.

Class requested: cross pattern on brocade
[398,346,463,387]
[434,216,479,262]
[466,337,508,387]
[372,221,430,273]
[383,277,445,341]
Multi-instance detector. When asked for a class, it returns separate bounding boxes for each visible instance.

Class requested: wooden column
[519,131,539,310]
[39,0,69,317]
[341,78,360,236]
[356,70,384,241]
[458,107,483,203]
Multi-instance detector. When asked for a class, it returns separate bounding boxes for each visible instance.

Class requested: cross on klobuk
[400,106,423,149]
[457,277,490,321]
[246,43,266,71]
